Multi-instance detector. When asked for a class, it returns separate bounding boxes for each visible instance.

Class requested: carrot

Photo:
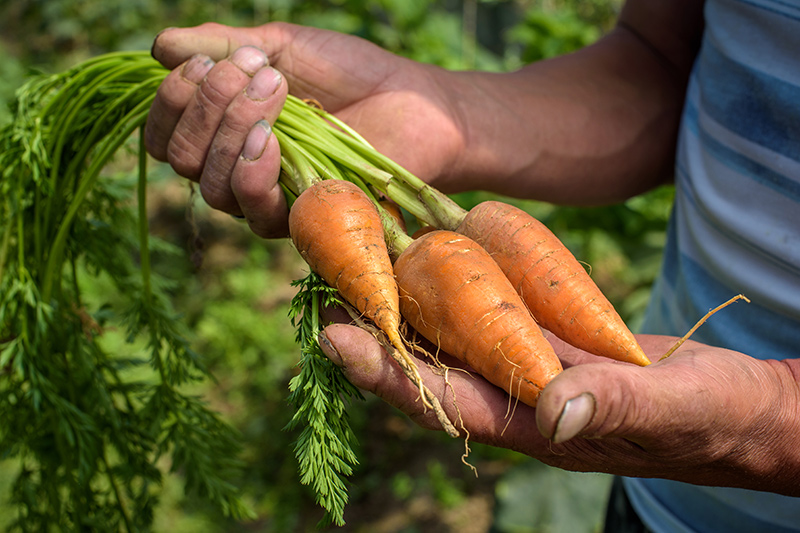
[325,133,649,366]
[289,180,404,354]
[378,199,407,234]
[393,229,563,407]
[289,179,455,419]
[456,201,651,366]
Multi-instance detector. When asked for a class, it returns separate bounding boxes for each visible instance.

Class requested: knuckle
[166,130,205,180]
[197,76,234,112]
[199,176,234,212]
[197,65,248,112]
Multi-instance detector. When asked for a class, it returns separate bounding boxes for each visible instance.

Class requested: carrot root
[659,294,750,361]
[289,179,433,410]
[457,201,650,367]
[394,229,563,408]
[341,302,459,437]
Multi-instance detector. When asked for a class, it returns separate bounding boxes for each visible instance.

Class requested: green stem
[0,199,11,285]
[102,449,133,533]
[137,127,152,302]
[41,100,153,303]
[43,73,164,255]
[377,202,413,260]
[319,121,467,229]
[272,130,321,192]
[275,97,467,230]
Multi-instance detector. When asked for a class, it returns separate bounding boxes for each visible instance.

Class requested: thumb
[535,362,656,444]
[151,22,287,69]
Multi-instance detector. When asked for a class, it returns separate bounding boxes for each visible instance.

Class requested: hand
[318,324,800,496]
[145,22,465,237]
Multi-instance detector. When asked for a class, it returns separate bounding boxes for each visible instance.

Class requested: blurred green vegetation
[0,0,673,531]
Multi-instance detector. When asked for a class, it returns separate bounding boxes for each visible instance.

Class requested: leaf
[286,271,362,526]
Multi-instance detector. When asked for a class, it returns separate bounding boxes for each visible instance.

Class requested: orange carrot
[378,199,407,234]
[289,180,403,351]
[456,201,650,366]
[289,179,446,415]
[394,229,563,407]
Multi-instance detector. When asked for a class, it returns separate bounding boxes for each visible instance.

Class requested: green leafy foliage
[0,53,252,530]
[286,272,364,527]
[507,7,601,63]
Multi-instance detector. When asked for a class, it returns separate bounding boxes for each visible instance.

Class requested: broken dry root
[659,294,750,361]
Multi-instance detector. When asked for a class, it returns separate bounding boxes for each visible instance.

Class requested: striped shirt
[624,0,800,531]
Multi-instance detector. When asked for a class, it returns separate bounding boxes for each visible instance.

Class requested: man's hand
[145,22,465,237]
[319,324,800,496]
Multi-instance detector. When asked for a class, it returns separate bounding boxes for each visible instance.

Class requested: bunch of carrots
[276,93,652,428]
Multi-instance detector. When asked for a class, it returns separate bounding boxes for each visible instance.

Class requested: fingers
[193,54,285,213]
[152,23,270,69]
[145,54,215,162]
[165,46,267,180]
[319,324,546,450]
[145,45,289,229]
[535,362,648,444]
[534,335,706,446]
[230,120,289,237]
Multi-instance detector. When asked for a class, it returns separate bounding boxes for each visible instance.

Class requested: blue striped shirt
[623,0,800,531]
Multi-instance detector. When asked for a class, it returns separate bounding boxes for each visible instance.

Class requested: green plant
[286,273,363,527]
[0,53,252,530]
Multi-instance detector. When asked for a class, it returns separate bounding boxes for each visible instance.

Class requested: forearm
[725,358,800,496]
[439,0,704,204]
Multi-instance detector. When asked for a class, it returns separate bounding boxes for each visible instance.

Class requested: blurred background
[0,0,673,531]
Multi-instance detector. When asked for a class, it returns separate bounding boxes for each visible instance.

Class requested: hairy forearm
[440,0,704,204]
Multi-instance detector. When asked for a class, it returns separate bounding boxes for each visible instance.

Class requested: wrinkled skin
[318,322,800,496]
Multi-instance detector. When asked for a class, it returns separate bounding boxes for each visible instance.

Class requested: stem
[272,130,322,191]
[377,203,413,260]
[275,96,468,230]
[137,127,152,302]
[322,123,467,229]
[311,286,320,335]
[41,100,153,303]
[0,199,11,284]
[44,73,164,255]
[102,449,132,533]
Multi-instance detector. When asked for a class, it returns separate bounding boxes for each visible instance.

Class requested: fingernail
[552,392,595,444]
[245,67,282,100]
[181,54,214,84]
[318,331,343,366]
[151,27,177,59]
[241,120,272,161]
[230,46,268,75]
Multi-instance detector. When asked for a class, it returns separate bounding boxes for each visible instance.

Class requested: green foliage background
[0,0,673,531]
